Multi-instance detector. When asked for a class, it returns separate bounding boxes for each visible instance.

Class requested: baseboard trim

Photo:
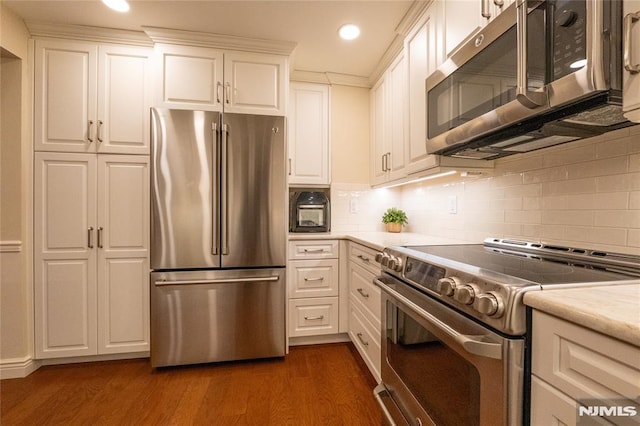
[288,333,351,347]
[40,352,150,366]
[0,356,41,380]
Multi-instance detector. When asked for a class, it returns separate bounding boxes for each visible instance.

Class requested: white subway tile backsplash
[542,178,596,196]
[330,130,639,254]
[541,210,593,226]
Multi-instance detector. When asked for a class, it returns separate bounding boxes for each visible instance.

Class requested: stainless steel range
[373,238,640,426]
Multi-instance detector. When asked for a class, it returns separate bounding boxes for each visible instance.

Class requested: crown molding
[368,35,404,85]
[143,27,297,56]
[395,1,430,38]
[290,70,370,88]
[26,22,153,47]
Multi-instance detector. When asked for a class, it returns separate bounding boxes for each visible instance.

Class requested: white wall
[396,126,640,254]
[1,4,36,378]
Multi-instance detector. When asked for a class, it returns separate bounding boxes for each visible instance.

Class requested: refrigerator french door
[150,108,286,367]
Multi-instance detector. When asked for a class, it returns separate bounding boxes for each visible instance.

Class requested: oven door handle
[373,384,410,426]
[375,278,503,360]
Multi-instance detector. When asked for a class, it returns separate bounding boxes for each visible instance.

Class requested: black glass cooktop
[404,244,638,285]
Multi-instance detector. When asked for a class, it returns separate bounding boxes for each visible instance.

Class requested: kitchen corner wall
[1,3,35,377]
[400,125,640,255]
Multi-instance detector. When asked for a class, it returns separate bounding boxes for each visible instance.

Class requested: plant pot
[386,222,402,233]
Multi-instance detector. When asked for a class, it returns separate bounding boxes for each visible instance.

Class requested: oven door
[374,274,524,426]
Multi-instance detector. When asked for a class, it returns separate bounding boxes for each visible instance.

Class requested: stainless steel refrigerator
[149,108,286,368]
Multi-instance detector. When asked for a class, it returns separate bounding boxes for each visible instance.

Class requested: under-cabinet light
[101,0,130,13]
[382,171,458,189]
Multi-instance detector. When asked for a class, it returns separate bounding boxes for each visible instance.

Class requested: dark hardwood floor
[1,342,382,425]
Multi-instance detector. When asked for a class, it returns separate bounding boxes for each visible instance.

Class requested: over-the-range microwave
[426,0,635,160]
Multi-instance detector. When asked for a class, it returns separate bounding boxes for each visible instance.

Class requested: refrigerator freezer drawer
[151,268,285,367]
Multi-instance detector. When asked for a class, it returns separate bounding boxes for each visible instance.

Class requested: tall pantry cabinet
[33,37,151,358]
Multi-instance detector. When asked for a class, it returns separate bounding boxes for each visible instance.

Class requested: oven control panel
[377,249,521,333]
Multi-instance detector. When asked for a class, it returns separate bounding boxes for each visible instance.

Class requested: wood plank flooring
[1,342,382,426]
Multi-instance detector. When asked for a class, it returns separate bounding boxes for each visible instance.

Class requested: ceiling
[4,0,414,79]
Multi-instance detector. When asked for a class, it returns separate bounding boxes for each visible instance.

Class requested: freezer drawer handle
[356,332,369,346]
[155,276,279,286]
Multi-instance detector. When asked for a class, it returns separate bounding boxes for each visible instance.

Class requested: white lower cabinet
[287,240,340,338]
[34,152,150,358]
[348,242,382,381]
[530,310,640,424]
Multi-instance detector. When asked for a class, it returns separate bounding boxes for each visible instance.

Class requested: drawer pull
[357,288,370,299]
[357,254,370,262]
[356,332,369,346]
[304,276,324,282]
[303,248,326,254]
[304,315,325,321]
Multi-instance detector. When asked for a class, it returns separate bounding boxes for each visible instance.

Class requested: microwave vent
[562,104,627,127]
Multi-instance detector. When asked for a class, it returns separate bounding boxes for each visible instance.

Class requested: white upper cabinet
[370,52,408,186]
[444,0,513,57]
[155,44,287,115]
[623,0,640,122]
[34,39,151,154]
[224,51,287,115]
[288,82,330,185]
[406,2,445,173]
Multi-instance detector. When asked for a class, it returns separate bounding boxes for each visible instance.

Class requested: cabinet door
[34,40,98,153]
[444,0,487,57]
[97,155,150,354]
[34,153,98,358]
[623,0,640,122]
[155,44,224,111]
[97,45,151,154]
[288,82,330,185]
[406,3,445,174]
[370,77,388,186]
[223,51,287,115]
[387,52,408,182]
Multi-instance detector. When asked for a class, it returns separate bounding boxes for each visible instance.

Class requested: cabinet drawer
[349,304,381,382]
[288,259,338,299]
[530,376,578,426]
[349,243,381,276]
[532,311,640,402]
[348,262,381,328]
[288,297,339,337]
[288,240,338,260]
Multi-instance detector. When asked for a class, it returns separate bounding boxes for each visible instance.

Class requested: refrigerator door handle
[221,123,230,255]
[212,121,219,255]
[155,276,280,286]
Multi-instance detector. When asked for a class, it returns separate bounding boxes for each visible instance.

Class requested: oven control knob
[436,277,460,297]
[454,284,477,305]
[473,292,504,317]
[376,253,391,267]
[375,252,385,264]
[388,257,403,272]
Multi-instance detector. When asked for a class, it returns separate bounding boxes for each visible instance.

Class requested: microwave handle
[624,10,640,74]
[515,0,548,108]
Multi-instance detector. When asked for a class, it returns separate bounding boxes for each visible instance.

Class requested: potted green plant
[382,207,408,233]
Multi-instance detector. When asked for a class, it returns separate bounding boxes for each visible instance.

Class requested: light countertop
[524,284,640,347]
[288,231,471,251]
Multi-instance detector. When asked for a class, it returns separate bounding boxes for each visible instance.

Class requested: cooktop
[403,242,640,286]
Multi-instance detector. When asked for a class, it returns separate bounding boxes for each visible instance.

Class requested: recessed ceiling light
[101,0,130,13]
[338,24,360,41]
